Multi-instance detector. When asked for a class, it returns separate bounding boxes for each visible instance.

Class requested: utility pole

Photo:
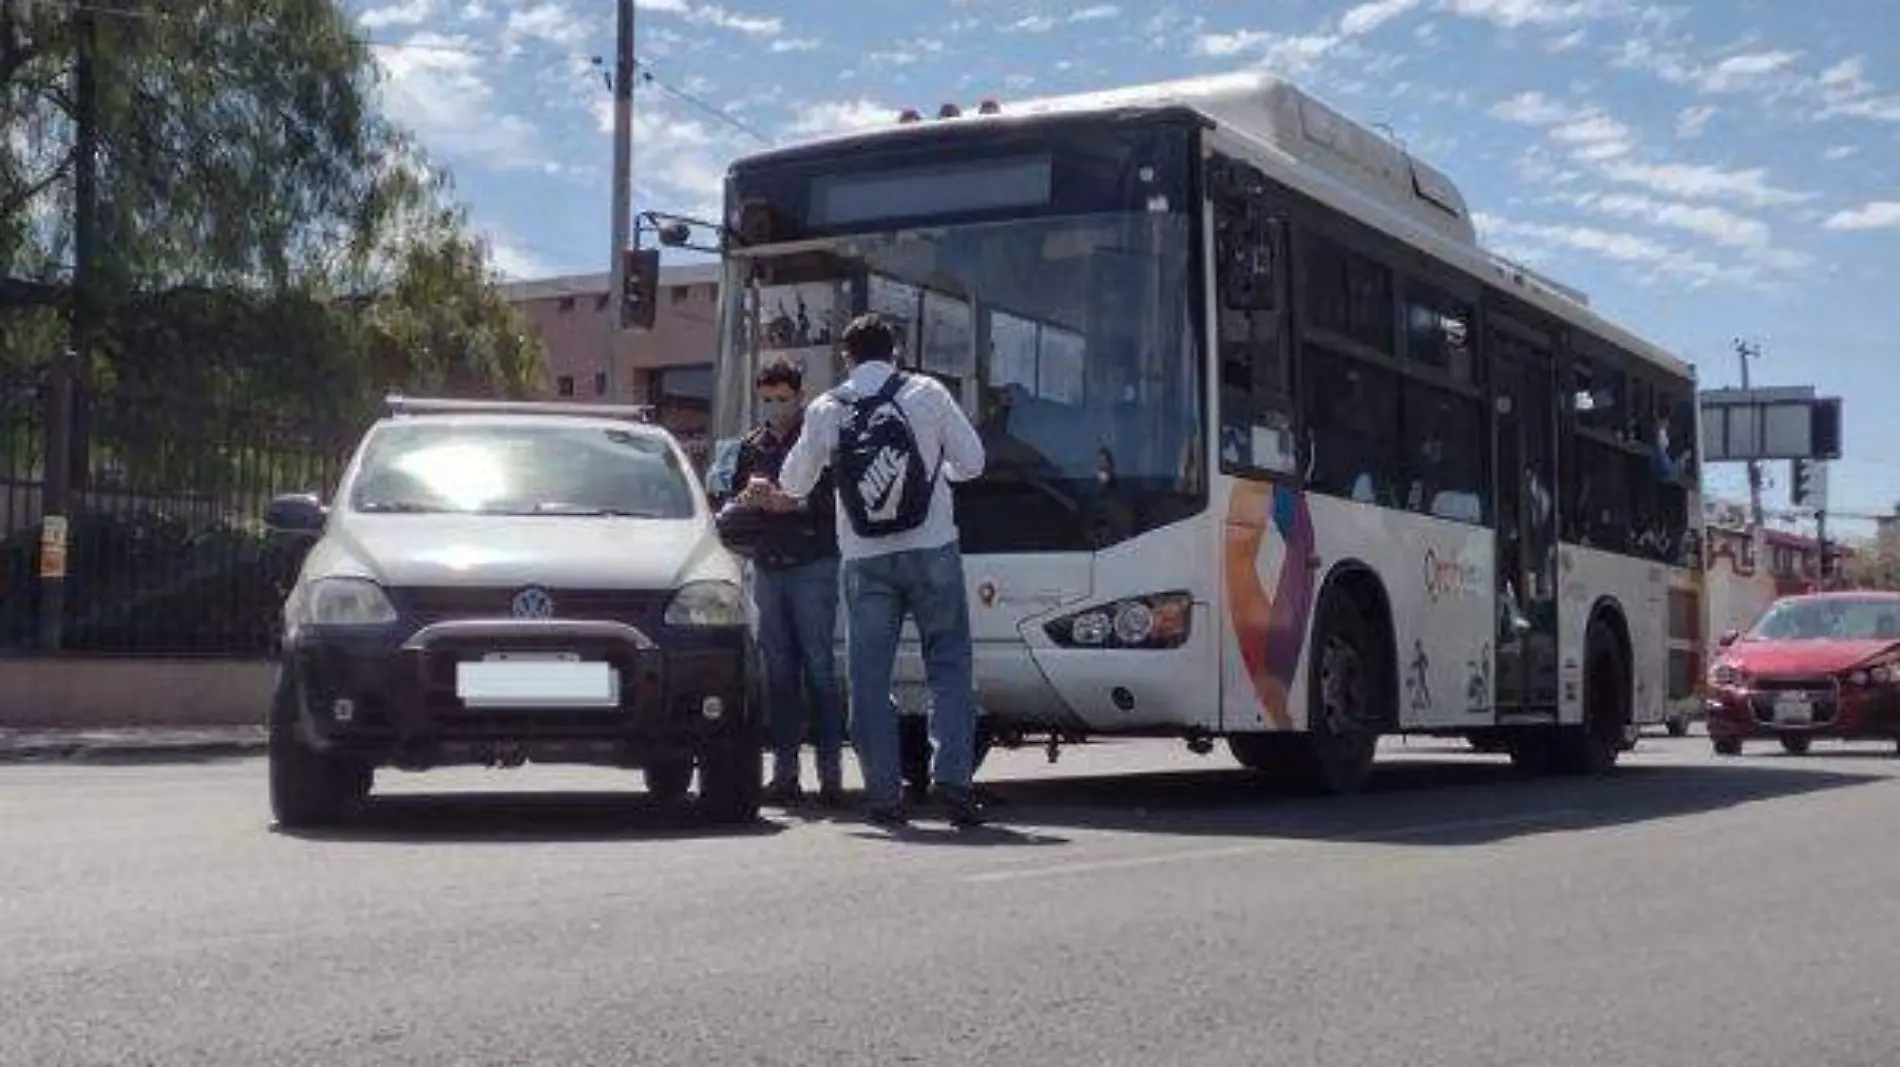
[39,0,98,651]
[606,0,635,402]
[1735,338,1763,532]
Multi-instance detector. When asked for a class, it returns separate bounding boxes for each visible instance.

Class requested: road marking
[959,809,1585,885]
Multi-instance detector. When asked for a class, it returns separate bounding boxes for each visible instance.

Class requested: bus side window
[1211,158,1297,477]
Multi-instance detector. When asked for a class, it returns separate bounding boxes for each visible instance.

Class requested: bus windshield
[718,211,1206,553]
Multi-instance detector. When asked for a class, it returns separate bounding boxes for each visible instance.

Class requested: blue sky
[346,0,1900,536]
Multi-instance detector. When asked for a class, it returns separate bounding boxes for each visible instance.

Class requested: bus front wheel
[1298,593,1385,795]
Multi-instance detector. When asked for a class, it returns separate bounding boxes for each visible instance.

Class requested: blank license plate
[456,660,618,708]
[1773,694,1813,725]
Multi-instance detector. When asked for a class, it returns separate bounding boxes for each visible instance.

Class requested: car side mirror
[1717,629,1741,648]
[265,492,327,534]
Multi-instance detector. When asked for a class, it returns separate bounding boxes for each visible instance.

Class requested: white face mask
[759,396,798,430]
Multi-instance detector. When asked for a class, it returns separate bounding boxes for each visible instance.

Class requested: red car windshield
[1749,598,1900,642]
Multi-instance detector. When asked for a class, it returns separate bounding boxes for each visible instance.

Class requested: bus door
[1489,319,1561,720]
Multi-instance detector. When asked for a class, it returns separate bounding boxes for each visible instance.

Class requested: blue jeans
[753,557,845,789]
[842,542,977,809]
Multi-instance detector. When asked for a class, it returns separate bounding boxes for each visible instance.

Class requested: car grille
[392,587,670,625]
[1747,676,1840,725]
[1750,675,1836,692]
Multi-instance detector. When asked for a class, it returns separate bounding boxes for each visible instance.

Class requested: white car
[262,396,758,828]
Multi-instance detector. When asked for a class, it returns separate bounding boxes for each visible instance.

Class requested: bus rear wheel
[1554,620,1627,776]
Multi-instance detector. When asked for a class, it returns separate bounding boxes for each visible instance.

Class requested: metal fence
[1,371,362,657]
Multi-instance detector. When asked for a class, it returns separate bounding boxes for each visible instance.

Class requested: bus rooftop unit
[711,70,1704,796]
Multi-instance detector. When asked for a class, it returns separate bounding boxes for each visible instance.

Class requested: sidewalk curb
[0,733,268,765]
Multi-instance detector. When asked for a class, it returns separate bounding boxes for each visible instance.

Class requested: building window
[1304,349,1400,505]
[558,296,576,313]
[670,285,690,305]
[594,371,607,396]
[595,293,609,312]
[648,365,714,408]
[557,375,575,397]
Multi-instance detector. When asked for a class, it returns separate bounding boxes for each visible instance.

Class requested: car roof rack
[383,394,656,422]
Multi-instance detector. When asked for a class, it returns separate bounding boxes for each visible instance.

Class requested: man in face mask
[729,359,845,806]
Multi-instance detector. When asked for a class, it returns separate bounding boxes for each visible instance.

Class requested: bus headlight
[1046,592,1192,650]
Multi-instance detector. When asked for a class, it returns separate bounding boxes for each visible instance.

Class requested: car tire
[268,667,370,829]
[643,758,694,804]
[1778,733,1812,756]
[698,731,763,824]
[1712,736,1743,756]
[1665,715,1690,738]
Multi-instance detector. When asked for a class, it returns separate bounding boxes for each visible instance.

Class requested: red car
[1705,591,1900,756]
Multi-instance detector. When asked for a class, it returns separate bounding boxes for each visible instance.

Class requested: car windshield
[1748,598,1900,641]
[346,421,697,518]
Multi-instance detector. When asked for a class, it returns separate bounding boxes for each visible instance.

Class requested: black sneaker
[864,802,909,829]
[939,788,986,829]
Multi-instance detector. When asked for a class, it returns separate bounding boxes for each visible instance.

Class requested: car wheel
[698,731,763,824]
[1665,715,1690,738]
[1778,733,1812,756]
[643,758,693,804]
[268,667,369,829]
[1712,736,1743,756]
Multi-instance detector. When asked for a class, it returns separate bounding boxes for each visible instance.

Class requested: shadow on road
[275,791,792,844]
[973,758,1888,846]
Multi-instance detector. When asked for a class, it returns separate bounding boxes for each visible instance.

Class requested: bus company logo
[1423,549,1482,603]
[977,580,998,607]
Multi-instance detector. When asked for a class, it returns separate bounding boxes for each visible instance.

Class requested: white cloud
[1010,15,1058,33]
[1438,0,1610,30]
[1549,112,1635,160]
[690,4,781,36]
[1192,30,1343,76]
[783,99,898,140]
[359,0,436,30]
[1473,212,1756,289]
[1545,28,1586,52]
[1489,90,1572,125]
[1675,105,1714,139]
[1069,5,1121,22]
[1340,0,1421,36]
[373,34,543,169]
[1595,159,1809,208]
[485,235,556,281]
[1822,144,1858,161]
[1822,202,1900,231]
[1696,50,1801,93]
[770,38,821,53]
[504,2,593,49]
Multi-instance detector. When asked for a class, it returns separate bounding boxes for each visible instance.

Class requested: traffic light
[1791,458,1821,508]
[620,246,660,330]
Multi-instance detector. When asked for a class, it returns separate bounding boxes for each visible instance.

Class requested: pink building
[501,262,721,458]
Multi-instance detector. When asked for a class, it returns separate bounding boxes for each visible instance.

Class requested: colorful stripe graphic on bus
[1224,480,1318,729]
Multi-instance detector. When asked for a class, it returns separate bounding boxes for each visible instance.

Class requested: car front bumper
[285,617,754,769]
[1704,686,1900,742]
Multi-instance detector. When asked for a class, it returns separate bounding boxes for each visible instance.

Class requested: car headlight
[1045,592,1193,649]
[665,580,745,627]
[1708,660,1745,688]
[298,577,398,627]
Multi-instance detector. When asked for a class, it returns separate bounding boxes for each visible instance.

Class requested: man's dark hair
[756,358,803,391]
[839,313,897,366]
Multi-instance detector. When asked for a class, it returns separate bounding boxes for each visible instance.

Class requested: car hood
[309,513,738,590]
[1724,639,1900,677]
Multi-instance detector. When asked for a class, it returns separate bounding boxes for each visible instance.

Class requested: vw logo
[511,587,555,619]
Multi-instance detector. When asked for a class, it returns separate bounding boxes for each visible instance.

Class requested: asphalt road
[5,734,1900,1067]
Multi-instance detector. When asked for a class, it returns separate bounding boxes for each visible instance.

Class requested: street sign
[1699,389,1842,462]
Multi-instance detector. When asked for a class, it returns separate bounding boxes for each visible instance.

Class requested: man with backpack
[752,313,988,829]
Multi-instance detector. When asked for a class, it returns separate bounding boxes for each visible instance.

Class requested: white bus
[709,72,1705,795]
